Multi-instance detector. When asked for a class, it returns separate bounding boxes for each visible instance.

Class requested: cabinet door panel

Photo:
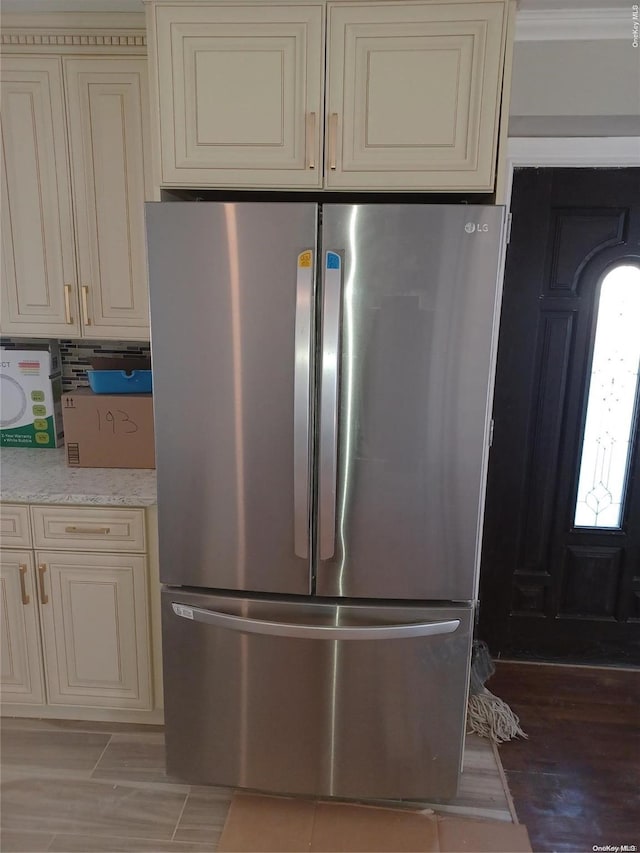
[0,505,32,549]
[64,58,151,339]
[0,550,46,705]
[154,4,323,187]
[36,551,152,710]
[0,57,80,336]
[326,1,505,190]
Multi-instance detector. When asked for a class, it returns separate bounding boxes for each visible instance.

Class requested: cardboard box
[218,793,533,853]
[61,390,155,469]
[0,345,63,448]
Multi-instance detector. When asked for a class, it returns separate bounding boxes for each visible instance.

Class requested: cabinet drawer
[0,505,32,548]
[31,506,145,552]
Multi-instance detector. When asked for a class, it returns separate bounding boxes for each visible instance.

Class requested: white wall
[509,39,640,136]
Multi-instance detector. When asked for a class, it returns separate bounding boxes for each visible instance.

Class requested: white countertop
[0,448,157,506]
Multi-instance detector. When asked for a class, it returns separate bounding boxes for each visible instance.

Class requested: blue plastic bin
[87,369,152,394]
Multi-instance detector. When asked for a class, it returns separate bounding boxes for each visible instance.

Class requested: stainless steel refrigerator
[146,202,506,801]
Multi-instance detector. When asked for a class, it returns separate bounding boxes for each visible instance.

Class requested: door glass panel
[574,264,640,528]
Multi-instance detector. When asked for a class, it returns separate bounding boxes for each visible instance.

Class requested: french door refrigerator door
[146,202,317,594]
[317,204,506,601]
[163,589,472,799]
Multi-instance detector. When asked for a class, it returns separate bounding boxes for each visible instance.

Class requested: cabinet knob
[19,564,30,606]
[64,525,110,535]
[37,564,49,605]
[305,112,316,170]
[81,285,92,326]
[64,284,74,325]
[328,113,339,171]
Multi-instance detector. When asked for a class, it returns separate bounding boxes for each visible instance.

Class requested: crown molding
[0,7,630,47]
[516,8,629,41]
[507,136,640,166]
[0,12,146,48]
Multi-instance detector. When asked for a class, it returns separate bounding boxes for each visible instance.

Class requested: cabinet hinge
[489,419,495,448]
[505,212,513,245]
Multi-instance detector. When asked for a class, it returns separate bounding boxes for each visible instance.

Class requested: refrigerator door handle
[294,250,314,559]
[171,603,459,640]
[319,251,342,560]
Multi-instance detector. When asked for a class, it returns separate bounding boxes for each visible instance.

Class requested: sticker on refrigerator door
[298,250,313,268]
[173,603,194,620]
[326,252,341,270]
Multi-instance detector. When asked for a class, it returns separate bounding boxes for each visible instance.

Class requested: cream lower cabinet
[0,503,156,721]
[147,0,511,191]
[0,549,47,706]
[0,28,152,340]
[35,551,151,709]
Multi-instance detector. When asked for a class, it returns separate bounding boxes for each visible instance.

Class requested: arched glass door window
[574,264,640,528]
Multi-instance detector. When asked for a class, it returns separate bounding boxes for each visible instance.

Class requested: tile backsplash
[0,338,151,391]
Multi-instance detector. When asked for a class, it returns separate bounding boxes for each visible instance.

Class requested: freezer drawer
[162,590,472,800]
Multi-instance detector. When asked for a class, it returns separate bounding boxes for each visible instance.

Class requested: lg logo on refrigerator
[465,223,490,234]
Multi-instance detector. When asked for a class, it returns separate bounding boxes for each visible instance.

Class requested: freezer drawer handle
[293,250,314,559]
[172,603,459,641]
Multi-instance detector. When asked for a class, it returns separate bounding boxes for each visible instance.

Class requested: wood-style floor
[0,718,509,852]
[490,661,640,853]
[4,664,636,852]
[0,719,231,852]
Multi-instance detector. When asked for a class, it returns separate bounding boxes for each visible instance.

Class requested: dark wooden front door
[479,168,640,664]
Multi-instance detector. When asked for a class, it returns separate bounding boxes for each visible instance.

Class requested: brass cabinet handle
[328,113,338,170]
[64,525,110,535]
[64,284,74,324]
[81,285,91,326]
[19,564,30,606]
[37,564,48,605]
[305,112,316,170]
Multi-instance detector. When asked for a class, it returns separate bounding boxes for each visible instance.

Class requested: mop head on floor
[466,642,528,744]
[467,687,528,743]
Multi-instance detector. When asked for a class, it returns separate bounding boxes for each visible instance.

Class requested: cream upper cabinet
[0,550,46,706]
[0,18,151,341]
[146,0,511,191]
[64,58,152,338]
[325,1,506,190]
[0,57,80,336]
[150,3,324,187]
